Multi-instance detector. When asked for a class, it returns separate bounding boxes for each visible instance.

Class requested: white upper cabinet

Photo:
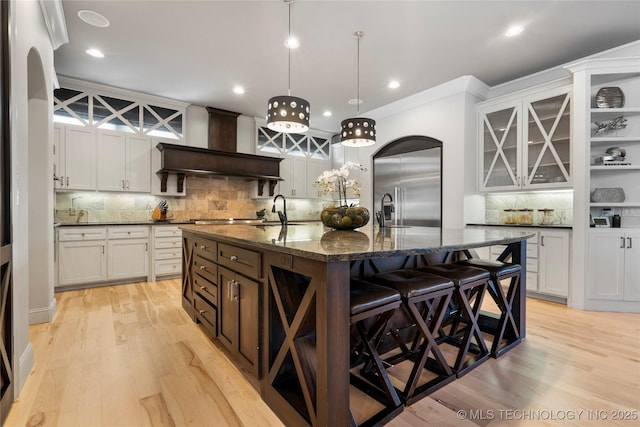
[478,84,572,192]
[97,130,151,192]
[54,123,97,191]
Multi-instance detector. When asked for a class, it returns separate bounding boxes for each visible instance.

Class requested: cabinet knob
[200,286,206,290]
[230,255,239,262]
[200,265,206,270]
[200,245,207,250]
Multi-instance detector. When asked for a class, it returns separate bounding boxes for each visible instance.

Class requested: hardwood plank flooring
[5,279,639,426]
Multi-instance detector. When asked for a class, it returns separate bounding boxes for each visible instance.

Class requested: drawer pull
[230,255,239,262]
[200,286,206,291]
[200,265,206,270]
[200,245,207,250]
[198,310,206,315]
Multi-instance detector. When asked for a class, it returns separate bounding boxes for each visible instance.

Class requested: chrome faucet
[379,193,393,228]
[272,194,288,226]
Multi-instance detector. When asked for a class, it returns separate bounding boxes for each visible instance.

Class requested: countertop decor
[315,161,369,230]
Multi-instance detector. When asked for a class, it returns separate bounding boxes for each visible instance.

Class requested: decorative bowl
[320,206,370,230]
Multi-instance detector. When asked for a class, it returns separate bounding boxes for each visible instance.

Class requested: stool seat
[351,280,401,316]
[365,270,453,299]
[418,264,489,286]
[456,258,521,277]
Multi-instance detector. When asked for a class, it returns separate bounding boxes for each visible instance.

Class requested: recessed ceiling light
[284,36,300,49]
[388,80,400,89]
[323,110,332,117]
[86,48,104,58]
[233,86,245,95]
[78,10,110,28]
[505,25,524,37]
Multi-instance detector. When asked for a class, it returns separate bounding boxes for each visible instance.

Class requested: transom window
[256,126,330,159]
[54,87,184,140]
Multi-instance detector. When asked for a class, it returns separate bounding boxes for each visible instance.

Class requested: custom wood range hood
[156,107,282,195]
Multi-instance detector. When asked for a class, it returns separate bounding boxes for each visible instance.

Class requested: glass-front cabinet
[478,84,572,192]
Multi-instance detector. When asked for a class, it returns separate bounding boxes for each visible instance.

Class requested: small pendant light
[266,0,310,133]
[341,31,376,147]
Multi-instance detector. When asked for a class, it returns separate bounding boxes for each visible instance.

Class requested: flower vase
[320,206,370,230]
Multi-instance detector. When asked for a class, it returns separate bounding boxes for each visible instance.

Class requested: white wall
[9,0,58,395]
[350,76,488,229]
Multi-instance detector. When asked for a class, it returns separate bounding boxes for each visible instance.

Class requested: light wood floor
[5,279,639,427]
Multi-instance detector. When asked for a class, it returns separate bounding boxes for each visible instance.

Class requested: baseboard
[28,296,57,325]
[16,342,34,398]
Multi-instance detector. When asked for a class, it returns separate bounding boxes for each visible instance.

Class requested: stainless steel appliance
[373,136,442,227]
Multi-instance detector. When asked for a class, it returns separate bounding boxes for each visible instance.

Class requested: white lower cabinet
[57,226,150,288]
[151,225,182,280]
[489,227,570,299]
[538,230,571,297]
[588,230,640,301]
[58,227,107,286]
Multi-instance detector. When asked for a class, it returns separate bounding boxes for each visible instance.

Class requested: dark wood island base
[180,223,533,426]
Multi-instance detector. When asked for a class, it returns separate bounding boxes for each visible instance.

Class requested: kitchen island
[179,223,533,426]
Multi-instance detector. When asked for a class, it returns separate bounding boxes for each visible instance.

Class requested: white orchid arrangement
[315,161,365,207]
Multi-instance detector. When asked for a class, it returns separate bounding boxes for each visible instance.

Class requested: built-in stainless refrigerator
[373,136,442,227]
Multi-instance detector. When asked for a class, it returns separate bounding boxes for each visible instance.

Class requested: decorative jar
[320,206,370,230]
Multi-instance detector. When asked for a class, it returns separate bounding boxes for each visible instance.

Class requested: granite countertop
[179,223,535,262]
[466,223,573,230]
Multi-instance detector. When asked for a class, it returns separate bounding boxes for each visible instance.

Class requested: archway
[27,48,55,323]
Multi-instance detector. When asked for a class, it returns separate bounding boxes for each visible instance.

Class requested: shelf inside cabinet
[590,202,640,207]
[591,136,640,145]
[590,108,640,117]
[591,165,640,171]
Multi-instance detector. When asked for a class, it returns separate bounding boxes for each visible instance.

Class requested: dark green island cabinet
[180,223,533,427]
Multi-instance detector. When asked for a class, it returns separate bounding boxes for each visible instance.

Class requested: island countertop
[179,222,535,262]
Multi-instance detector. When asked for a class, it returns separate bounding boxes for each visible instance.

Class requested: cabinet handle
[200,286,206,291]
[126,180,129,190]
[200,265,206,270]
[145,242,148,251]
[198,310,206,315]
[66,177,69,187]
[230,255,239,262]
[621,237,625,249]
[122,179,125,189]
[233,281,239,301]
[227,280,233,300]
[628,237,632,249]
[541,235,544,247]
[200,245,207,250]
[102,245,105,254]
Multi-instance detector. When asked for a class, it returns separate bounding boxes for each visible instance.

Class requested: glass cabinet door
[524,91,571,188]
[480,105,520,190]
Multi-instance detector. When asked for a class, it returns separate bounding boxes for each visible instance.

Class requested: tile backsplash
[485,191,573,225]
[55,176,327,223]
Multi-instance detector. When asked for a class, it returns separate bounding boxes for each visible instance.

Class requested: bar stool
[349,280,403,426]
[362,270,455,405]
[454,258,521,358]
[417,264,490,377]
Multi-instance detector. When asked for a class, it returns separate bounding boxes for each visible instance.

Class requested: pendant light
[266,0,310,133]
[340,31,376,147]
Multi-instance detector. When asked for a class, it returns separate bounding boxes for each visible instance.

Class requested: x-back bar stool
[362,270,456,405]
[349,280,404,426]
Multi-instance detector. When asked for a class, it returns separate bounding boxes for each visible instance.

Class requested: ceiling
[55,1,640,133]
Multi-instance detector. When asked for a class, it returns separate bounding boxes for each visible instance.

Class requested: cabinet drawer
[194,254,217,284]
[108,226,149,239]
[526,271,538,292]
[58,227,107,241]
[194,237,217,262]
[194,293,217,335]
[527,257,538,273]
[154,226,181,238]
[155,247,181,260]
[154,259,181,276]
[527,243,538,259]
[218,243,261,279]
[155,236,181,249]
[194,273,217,306]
